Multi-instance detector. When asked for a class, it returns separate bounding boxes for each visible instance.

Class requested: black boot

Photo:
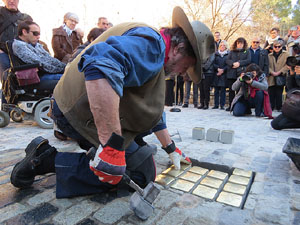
[10,136,57,188]
[197,104,204,109]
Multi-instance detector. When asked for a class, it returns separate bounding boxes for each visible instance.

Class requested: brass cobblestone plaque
[208,170,228,180]
[232,168,252,178]
[188,166,208,175]
[155,174,175,186]
[228,175,250,185]
[180,172,202,182]
[217,191,243,207]
[192,184,218,200]
[200,177,223,189]
[162,166,185,177]
[180,163,192,171]
[223,182,246,195]
[170,179,195,192]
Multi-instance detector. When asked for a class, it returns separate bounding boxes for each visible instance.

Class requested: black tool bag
[282,89,300,122]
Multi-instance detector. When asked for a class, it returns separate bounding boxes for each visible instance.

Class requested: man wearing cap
[10,7,214,198]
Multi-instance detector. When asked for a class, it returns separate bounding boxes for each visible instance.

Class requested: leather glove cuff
[104,132,125,151]
[162,140,176,154]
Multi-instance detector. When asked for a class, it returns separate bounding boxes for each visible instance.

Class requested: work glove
[89,132,126,185]
[162,140,191,170]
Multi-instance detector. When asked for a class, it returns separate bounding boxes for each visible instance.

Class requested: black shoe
[220,106,225,110]
[182,103,188,108]
[203,105,209,110]
[10,136,56,188]
[194,104,198,108]
[212,106,218,109]
[197,104,204,109]
[225,107,231,111]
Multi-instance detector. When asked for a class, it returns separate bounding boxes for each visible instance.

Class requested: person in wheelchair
[12,21,65,80]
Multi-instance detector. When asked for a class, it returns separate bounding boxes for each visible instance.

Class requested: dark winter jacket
[286,72,300,91]
[249,47,269,75]
[203,54,215,77]
[213,51,228,87]
[52,26,83,63]
[226,49,251,79]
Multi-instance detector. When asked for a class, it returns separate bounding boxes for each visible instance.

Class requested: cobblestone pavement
[0,106,300,225]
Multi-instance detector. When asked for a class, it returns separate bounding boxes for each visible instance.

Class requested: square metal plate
[188,166,209,175]
[207,170,228,180]
[223,182,247,195]
[170,179,195,192]
[179,172,202,182]
[180,162,192,171]
[200,177,223,189]
[192,184,218,200]
[228,175,250,186]
[232,168,252,178]
[217,191,243,207]
[162,166,185,177]
[155,174,175,186]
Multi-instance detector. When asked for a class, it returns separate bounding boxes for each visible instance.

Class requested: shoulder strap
[0,11,22,35]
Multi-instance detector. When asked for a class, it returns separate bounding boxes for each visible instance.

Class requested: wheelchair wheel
[10,109,23,123]
[0,111,10,128]
[34,99,53,129]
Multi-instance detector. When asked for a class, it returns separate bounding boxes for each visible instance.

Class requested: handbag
[275,75,286,86]
[282,89,300,122]
[15,68,40,86]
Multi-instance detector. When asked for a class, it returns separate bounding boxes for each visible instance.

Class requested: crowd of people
[0,0,299,203]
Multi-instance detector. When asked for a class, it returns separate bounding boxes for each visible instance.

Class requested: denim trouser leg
[220,87,226,107]
[233,99,248,116]
[192,82,198,105]
[184,81,192,104]
[214,87,220,107]
[249,90,264,116]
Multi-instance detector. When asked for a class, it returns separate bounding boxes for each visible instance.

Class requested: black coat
[249,47,269,75]
[203,54,215,77]
[226,49,251,80]
[213,51,228,87]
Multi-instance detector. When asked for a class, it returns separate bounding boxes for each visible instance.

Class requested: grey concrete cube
[206,128,220,142]
[220,130,234,144]
[192,127,205,140]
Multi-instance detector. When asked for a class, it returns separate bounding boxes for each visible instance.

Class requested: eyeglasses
[252,41,260,44]
[30,31,40,36]
[273,45,282,49]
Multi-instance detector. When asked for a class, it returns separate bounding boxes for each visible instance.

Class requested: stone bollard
[192,127,205,140]
[206,128,220,142]
[220,130,234,144]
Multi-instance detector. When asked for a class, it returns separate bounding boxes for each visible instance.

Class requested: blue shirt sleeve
[78,27,165,97]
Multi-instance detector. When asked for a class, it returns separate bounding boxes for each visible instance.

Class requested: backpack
[282,89,300,122]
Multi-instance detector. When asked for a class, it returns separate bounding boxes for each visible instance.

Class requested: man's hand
[217,68,224,76]
[162,140,191,170]
[232,62,240,68]
[89,133,126,184]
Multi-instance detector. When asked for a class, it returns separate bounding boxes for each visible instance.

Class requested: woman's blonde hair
[219,40,229,50]
[63,12,79,24]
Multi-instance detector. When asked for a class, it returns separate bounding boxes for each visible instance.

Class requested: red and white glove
[162,140,191,170]
[89,133,126,185]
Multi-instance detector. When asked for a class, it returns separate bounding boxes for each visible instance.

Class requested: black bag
[282,89,300,122]
[275,75,286,86]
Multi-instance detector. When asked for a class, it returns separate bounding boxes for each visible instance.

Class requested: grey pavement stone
[154,189,180,209]
[263,182,290,199]
[77,218,101,225]
[249,181,264,195]
[0,174,10,184]
[51,198,75,209]
[293,211,300,225]
[0,203,31,223]
[27,189,56,206]
[252,156,270,164]
[291,193,300,211]
[156,207,188,225]
[93,199,131,224]
[53,200,100,225]
[218,207,254,225]
[127,208,162,225]
[243,194,257,210]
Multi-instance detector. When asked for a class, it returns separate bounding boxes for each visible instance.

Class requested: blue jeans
[233,90,264,116]
[0,53,10,80]
[214,87,226,107]
[184,80,198,105]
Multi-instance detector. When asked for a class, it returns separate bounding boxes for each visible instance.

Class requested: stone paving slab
[0,106,299,224]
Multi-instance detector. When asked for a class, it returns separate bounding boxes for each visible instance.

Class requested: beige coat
[268,50,289,87]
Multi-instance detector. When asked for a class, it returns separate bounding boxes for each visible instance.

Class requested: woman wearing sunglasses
[268,39,289,112]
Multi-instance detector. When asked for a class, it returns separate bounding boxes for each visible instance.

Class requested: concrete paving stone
[293,211,300,225]
[243,194,257,210]
[229,146,245,155]
[2,165,13,173]
[127,208,162,225]
[263,182,290,199]
[252,156,270,164]
[90,191,118,205]
[93,199,131,224]
[249,181,264,195]
[156,207,188,225]
[272,152,290,162]
[219,158,235,167]
[0,158,20,170]
[265,170,289,183]
[253,172,264,182]
[249,163,268,173]
[292,180,300,193]
[4,202,58,225]
[206,128,220,142]
[53,200,100,225]
[154,189,180,210]
[291,193,300,211]
[0,170,5,176]
[0,203,31,223]
[51,198,74,209]
[218,207,254,225]
[27,189,55,206]
[220,130,234,144]
[0,174,10,184]
[175,193,204,209]
[76,218,101,225]
[192,127,205,140]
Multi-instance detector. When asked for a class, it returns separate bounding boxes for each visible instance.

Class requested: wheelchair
[0,41,61,129]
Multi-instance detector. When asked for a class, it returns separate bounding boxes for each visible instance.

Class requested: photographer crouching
[271,47,300,130]
[230,63,272,118]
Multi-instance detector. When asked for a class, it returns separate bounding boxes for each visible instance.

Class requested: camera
[287,41,300,55]
[242,72,254,82]
[286,55,300,67]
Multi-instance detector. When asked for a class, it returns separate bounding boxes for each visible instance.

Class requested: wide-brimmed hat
[172,6,215,83]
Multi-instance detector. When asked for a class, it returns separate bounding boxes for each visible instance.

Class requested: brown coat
[268,50,289,87]
[51,26,82,63]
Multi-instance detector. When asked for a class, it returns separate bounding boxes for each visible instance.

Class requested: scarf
[63,24,73,36]
[267,36,280,45]
[160,29,171,64]
[218,49,228,57]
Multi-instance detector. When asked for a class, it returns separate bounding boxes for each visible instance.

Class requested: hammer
[87,147,161,220]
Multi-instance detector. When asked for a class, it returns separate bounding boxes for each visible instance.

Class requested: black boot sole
[11,137,48,188]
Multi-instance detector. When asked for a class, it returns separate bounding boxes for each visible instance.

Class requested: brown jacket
[51,26,82,63]
[268,50,289,87]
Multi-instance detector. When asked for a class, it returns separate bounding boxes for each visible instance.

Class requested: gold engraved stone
[170,179,195,192]
[217,191,243,207]
[192,184,218,200]
[232,168,252,178]
[228,175,250,186]
[188,166,209,175]
[207,170,228,180]
[200,177,223,189]
[155,174,175,186]
[162,166,185,177]
[180,162,192,171]
[223,182,247,195]
[180,172,202,182]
